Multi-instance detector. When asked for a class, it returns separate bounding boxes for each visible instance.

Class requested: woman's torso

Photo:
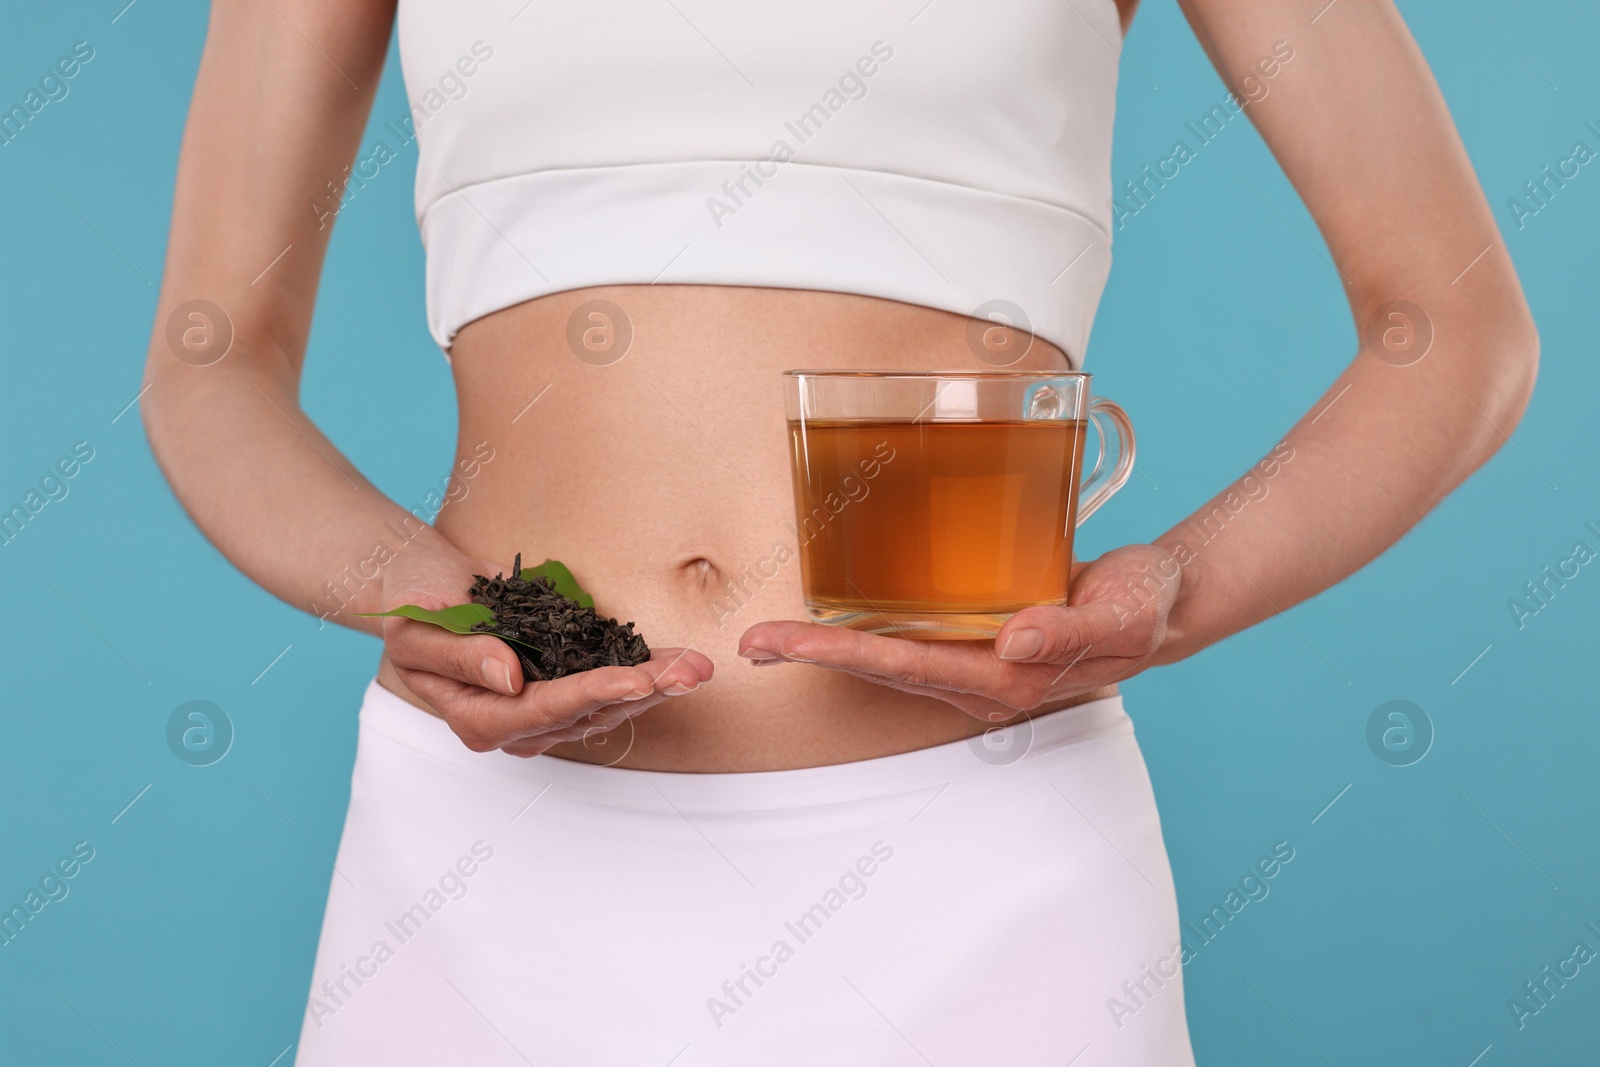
[378,286,1118,770]
[379,0,1132,770]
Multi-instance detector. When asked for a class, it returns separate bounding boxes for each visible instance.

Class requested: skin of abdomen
[419,283,1112,771]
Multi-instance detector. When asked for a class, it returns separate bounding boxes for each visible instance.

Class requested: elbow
[138,361,188,482]
[1485,309,1539,438]
[139,347,189,458]
[139,321,299,450]
[1453,295,1538,464]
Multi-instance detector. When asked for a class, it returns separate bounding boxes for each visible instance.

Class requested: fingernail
[663,682,697,696]
[750,658,784,667]
[739,647,778,661]
[622,689,652,701]
[482,658,513,694]
[998,628,1044,661]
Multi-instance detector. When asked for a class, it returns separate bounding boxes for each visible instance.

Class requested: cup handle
[1075,397,1136,527]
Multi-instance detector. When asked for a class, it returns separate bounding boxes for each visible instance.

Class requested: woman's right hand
[377,542,712,758]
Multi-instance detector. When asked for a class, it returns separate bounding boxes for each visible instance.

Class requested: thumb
[994,602,1125,664]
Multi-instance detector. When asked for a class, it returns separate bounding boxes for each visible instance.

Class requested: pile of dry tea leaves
[468,554,650,682]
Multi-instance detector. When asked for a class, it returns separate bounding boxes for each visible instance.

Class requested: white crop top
[396,0,1119,366]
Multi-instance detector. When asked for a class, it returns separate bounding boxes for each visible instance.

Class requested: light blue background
[2,2,1596,1064]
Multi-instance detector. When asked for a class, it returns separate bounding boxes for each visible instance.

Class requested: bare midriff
[377,285,1117,771]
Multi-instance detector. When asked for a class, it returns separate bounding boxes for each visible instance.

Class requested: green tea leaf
[356,556,590,658]
[359,602,545,655]
[520,558,595,609]
[358,603,494,633]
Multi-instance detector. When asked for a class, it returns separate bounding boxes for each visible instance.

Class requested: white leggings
[295,680,1194,1065]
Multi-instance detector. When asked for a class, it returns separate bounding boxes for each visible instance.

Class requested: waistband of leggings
[357,678,1134,813]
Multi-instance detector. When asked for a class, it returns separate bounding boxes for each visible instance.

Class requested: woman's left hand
[738,544,1182,722]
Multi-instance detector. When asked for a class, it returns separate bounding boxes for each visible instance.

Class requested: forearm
[142,360,455,635]
[1150,298,1536,665]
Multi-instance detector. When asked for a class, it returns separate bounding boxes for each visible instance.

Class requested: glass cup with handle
[783,370,1135,640]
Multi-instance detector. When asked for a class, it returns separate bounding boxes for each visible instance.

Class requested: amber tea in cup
[784,371,1134,639]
